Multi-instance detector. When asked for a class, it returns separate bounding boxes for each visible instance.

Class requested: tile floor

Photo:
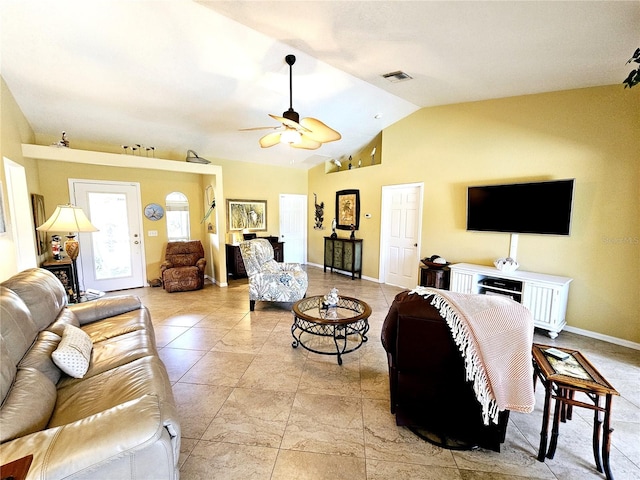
[120,266,639,480]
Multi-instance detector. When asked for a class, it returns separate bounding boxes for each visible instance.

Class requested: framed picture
[32,194,47,254]
[227,199,267,231]
[335,189,360,230]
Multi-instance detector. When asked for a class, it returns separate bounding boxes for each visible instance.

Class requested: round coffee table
[291,295,371,365]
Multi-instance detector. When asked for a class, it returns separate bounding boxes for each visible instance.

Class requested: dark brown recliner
[160,241,206,293]
[381,290,509,451]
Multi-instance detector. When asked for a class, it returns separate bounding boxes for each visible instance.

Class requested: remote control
[545,347,570,360]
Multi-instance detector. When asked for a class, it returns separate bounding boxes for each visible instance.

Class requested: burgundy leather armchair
[160,241,206,293]
[381,290,509,451]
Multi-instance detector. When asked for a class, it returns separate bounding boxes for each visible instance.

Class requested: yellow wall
[35,160,207,282]
[0,77,38,279]
[309,85,639,343]
[213,158,308,243]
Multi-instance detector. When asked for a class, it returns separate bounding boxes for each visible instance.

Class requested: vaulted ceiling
[2,1,638,169]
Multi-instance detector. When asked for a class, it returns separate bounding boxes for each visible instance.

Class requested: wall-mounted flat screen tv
[466,179,575,235]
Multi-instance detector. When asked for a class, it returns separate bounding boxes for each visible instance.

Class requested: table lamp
[37,204,98,261]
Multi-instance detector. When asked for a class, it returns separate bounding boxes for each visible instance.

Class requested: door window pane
[166,192,190,241]
[88,192,132,279]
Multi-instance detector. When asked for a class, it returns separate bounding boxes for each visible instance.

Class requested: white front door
[279,194,307,264]
[380,183,423,288]
[70,180,146,291]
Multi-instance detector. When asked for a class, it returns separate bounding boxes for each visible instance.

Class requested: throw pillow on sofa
[52,324,93,378]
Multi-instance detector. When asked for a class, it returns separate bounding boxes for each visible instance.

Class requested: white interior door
[70,180,145,291]
[279,194,307,264]
[380,183,423,288]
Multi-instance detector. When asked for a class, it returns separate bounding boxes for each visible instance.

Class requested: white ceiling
[2,1,638,169]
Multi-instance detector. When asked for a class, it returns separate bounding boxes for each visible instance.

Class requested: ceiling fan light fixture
[280,128,302,145]
[250,53,341,150]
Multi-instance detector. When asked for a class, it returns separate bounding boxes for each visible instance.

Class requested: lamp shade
[37,204,98,233]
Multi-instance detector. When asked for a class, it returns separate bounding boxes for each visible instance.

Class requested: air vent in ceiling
[382,70,413,83]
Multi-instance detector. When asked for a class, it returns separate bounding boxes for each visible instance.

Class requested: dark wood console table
[226,240,284,278]
[324,237,362,279]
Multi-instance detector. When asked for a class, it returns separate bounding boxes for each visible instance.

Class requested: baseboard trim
[563,325,640,351]
[305,262,378,283]
[205,274,227,288]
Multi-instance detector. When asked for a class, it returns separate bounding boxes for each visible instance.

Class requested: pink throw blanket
[410,287,535,424]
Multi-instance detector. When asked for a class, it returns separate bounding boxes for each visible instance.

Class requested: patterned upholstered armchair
[160,240,206,292]
[239,239,308,311]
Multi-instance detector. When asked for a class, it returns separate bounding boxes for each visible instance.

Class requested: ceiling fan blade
[291,133,322,150]
[259,132,282,148]
[299,117,341,143]
[239,125,281,131]
[269,114,310,133]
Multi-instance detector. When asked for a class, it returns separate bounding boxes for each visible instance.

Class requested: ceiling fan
[244,54,341,150]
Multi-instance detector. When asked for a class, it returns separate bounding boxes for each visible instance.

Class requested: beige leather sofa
[0,268,180,479]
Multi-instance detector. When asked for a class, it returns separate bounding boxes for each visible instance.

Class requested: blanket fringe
[410,287,498,425]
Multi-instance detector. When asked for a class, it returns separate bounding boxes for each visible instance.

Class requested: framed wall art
[335,189,360,230]
[227,199,267,231]
[32,194,47,254]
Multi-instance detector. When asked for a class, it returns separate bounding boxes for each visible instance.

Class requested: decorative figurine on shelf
[350,223,356,239]
[348,155,353,170]
[330,218,337,238]
[53,131,69,148]
[51,235,62,260]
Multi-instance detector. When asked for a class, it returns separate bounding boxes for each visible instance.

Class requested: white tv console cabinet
[449,263,572,338]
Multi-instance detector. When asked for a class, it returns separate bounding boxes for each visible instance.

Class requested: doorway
[70,179,146,291]
[380,183,423,289]
[279,194,307,264]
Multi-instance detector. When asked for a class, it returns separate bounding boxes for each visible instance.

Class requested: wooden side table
[1,454,33,480]
[532,344,619,480]
[418,261,451,289]
[41,259,80,303]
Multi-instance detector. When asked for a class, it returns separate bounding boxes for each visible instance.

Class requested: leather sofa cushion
[56,330,155,389]
[0,287,39,369]
[79,308,152,344]
[46,309,81,337]
[0,368,56,442]
[49,356,174,428]
[1,268,66,331]
[69,295,143,325]
[18,330,63,385]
